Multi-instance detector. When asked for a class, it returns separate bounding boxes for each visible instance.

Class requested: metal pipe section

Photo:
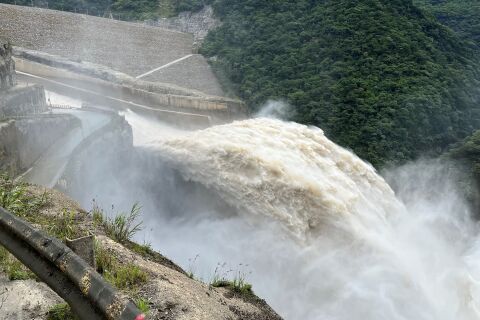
[0,206,146,320]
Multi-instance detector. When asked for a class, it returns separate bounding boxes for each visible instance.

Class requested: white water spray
[142,118,480,320]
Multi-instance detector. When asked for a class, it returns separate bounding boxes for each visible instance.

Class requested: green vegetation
[187,254,199,279]
[211,272,253,297]
[95,242,148,292]
[0,175,45,280]
[415,0,480,48]
[449,130,480,183]
[46,303,77,320]
[0,175,85,241]
[0,175,89,279]
[47,209,77,240]
[0,246,35,280]
[135,298,150,314]
[128,241,154,257]
[174,0,213,13]
[92,203,143,244]
[210,263,253,297]
[202,0,480,167]
[447,130,480,211]
[0,174,47,217]
[0,176,151,313]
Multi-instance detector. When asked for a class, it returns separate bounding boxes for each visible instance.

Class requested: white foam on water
[145,118,480,320]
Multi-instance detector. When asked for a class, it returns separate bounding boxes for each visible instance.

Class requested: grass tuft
[95,241,148,292]
[48,209,77,240]
[93,202,143,244]
[46,303,77,320]
[187,254,200,279]
[129,241,154,257]
[135,297,150,314]
[210,264,254,297]
[0,174,48,217]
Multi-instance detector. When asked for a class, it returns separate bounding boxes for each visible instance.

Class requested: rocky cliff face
[148,6,220,49]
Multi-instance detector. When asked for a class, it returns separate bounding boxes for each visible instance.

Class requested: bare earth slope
[0,185,281,320]
[0,4,224,96]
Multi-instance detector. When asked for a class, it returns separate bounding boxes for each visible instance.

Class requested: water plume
[152,118,402,241]
[254,100,292,120]
[65,111,480,320]
[143,118,480,320]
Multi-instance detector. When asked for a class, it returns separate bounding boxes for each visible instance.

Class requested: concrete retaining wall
[15,57,246,117]
[15,50,247,117]
[0,115,80,176]
[0,84,47,119]
[57,113,133,195]
[0,120,18,175]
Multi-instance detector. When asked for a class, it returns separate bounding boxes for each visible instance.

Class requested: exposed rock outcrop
[148,6,220,48]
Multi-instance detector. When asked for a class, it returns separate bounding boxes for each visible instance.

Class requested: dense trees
[415,0,480,48]
[3,0,480,169]
[201,0,480,167]
[448,130,480,212]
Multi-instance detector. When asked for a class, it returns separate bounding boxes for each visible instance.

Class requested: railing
[0,206,146,320]
[49,103,77,109]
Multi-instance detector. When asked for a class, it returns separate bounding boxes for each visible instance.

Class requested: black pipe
[0,207,145,320]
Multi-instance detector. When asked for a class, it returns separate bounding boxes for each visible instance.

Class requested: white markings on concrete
[16,71,211,120]
[136,54,195,79]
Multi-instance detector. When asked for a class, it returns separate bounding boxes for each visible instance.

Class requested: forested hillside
[2,0,480,169]
[415,0,480,48]
[201,0,480,167]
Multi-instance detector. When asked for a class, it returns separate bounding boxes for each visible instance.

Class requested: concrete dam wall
[0,115,80,176]
[0,84,47,118]
[0,3,225,96]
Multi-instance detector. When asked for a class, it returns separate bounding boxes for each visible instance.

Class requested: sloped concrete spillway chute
[0,206,146,320]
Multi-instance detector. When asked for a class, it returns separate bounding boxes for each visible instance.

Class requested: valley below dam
[35,93,480,320]
[0,1,477,318]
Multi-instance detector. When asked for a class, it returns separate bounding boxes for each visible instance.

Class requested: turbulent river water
[63,106,480,320]
[142,117,480,320]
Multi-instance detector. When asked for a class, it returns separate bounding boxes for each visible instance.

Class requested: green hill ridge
[1,0,479,169]
[201,0,480,167]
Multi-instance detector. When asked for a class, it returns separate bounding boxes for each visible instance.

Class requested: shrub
[105,264,148,290]
[46,303,77,320]
[95,242,148,292]
[135,298,150,314]
[210,264,253,297]
[48,209,77,240]
[103,203,143,244]
[0,174,47,217]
